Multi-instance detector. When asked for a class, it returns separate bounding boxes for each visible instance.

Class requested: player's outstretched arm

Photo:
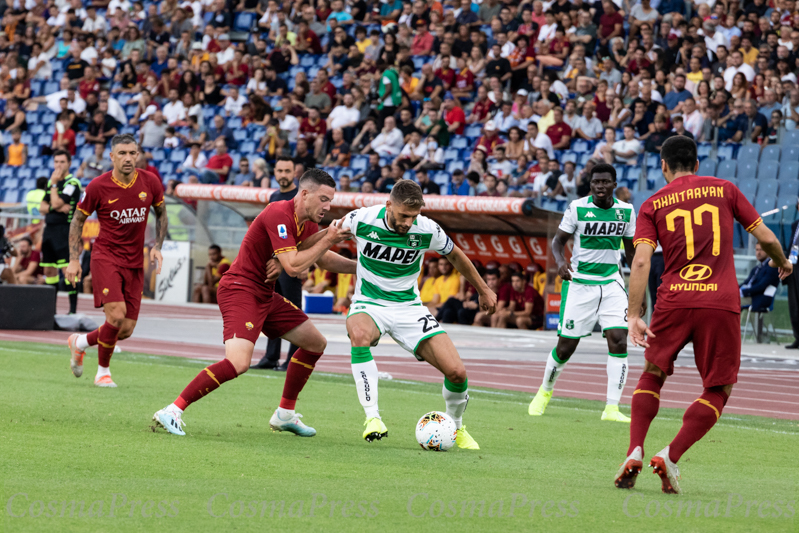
[65,209,88,286]
[317,250,357,274]
[751,224,793,280]
[552,229,574,281]
[446,245,497,314]
[277,220,352,278]
[628,243,655,349]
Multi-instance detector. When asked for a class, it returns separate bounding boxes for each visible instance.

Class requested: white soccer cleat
[614,446,643,489]
[650,446,682,494]
[269,410,317,437]
[67,333,84,378]
[153,406,186,436]
[94,375,117,388]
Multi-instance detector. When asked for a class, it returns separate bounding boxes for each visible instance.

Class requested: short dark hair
[111,133,137,149]
[299,168,336,190]
[661,136,697,173]
[209,244,222,253]
[21,236,33,246]
[36,177,48,190]
[511,271,525,280]
[53,149,72,163]
[275,155,294,165]
[389,179,425,209]
[485,268,500,278]
[590,163,617,182]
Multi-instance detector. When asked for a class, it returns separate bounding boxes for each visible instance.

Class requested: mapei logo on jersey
[362,241,423,265]
[277,224,288,239]
[408,234,421,248]
[139,191,148,202]
[583,222,627,236]
[367,231,380,240]
[110,207,147,224]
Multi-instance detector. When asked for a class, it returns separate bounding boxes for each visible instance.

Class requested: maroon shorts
[645,308,741,388]
[91,259,144,320]
[217,283,309,344]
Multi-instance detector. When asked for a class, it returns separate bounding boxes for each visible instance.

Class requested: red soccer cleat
[650,447,682,494]
[615,446,643,489]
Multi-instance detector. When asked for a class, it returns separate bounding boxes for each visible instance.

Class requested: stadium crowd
[1,0,799,205]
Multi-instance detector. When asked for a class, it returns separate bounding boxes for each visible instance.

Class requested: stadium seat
[561,151,577,164]
[696,142,712,160]
[737,144,760,162]
[717,160,737,178]
[159,162,175,174]
[464,126,481,139]
[572,140,590,153]
[717,144,736,160]
[755,195,775,212]
[169,150,187,163]
[446,160,465,173]
[738,180,758,198]
[626,166,642,187]
[632,190,651,212]
[737,160,758,180]
[27,158,43,169]
[444,148,459,160]
[783,130,799,146]
[240,141,256,153]
[79,145,94,159]
[230,12,256,41]
[761,145,781,162]
[450,136,468,150]
[228,117,243,129]
[2,189,20,203]
[150,148,166,162]
[2,178,20,190]
[0,167,14,179]
[782,144,799,162]
[350,156,367,172]
[779,162,799,181]
[698,158,716,176]
[433,171,451,187]
[759,179,780,198]
[758,160,779,181]
[779,180,799,198]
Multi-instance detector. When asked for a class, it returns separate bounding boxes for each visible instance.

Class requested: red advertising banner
[452,233,549,267]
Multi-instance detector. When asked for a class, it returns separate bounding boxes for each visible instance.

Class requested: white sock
[95,365,110,379]
[443,380,468,429]
[76,334,90,350]
[606,354,628,406]
[276,407,295,420]
[351,348,380,419]
[541,349,567,392]
[168,403,183,414]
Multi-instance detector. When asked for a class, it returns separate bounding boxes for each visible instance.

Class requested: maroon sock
[175,359,239,411]
[86,328,100,347]
[668,388,729,463]
[628,372,665,456]
[279,349,323,410]
[97,322,120,368]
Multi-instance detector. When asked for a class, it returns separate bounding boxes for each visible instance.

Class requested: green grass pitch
[1,341,797,532]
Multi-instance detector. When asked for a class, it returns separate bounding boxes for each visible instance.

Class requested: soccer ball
[415,411,457,451]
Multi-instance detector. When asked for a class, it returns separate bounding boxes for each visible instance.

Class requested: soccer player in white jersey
[528,163,638,423]
[338,180,497,448]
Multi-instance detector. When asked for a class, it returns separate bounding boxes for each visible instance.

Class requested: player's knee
[230,358,250,375]
[305,334,327,354]
[117,326,134,340]
[106,313,125,328]
[446,366,467,384]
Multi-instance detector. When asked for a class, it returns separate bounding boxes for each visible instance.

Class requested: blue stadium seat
[233,11,255,32]
[717,144,736,160]
[169,150,187,163]
[782,144,799,162]
[738,179,758,198]
[755,195,775,212]
[761,145,781,162]
[27,158,43,169]
[626,166,641,187]
[444,148,459,160]
[759,179,780,198]
[737,144,760,162]
[726,178,739,189]
[779,180,799,198]
[779,161,799,181]
[446,160,465,173]
[572,140,590,153]
[464,126,481,139]
[758,160,779,181]
[233,129,248,142]
[632,190,652,213]
[350,156,367,171]
[158,162,175,174]
[21,178,36,190]
[433,171,451,187]
[150,148,166,162]
[737,160,758,180]
[450,136,467,150]
[44,81,59,94]
[2,189,21,203]
[783,130,799,147]
[79,145,94,159]
[561,151,577,163]
[612,165,627,182]
[17,168,32,179]
[0,167,14,179]
[228,117,243,129]
[698,158,716,176]
[717,160,737,177]
[696,142,712,160]
[300,55,316,67]
[2,177,20,189]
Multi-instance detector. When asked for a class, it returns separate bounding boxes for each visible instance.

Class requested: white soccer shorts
[557,280,628,338]
[347,303,447,359]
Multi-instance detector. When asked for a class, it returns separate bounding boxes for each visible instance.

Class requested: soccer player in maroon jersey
[614,136,792,494]
[153,169,356,437]
[64,134,168,388]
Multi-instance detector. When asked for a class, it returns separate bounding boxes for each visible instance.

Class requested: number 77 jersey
[634,174,762,313]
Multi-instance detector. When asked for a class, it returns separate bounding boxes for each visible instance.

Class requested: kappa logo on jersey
[367,231,380,240]
[584,212,596,218]
[362,241,423,265]
[110,207,147,224]
[408,234,421,248]
[277,224,288,239]
[680,264,713,282]
[139,192,147,202]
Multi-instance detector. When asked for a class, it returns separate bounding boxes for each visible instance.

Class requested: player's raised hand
[325,218,353,244]
[557,262,573,281]
[150,247,163,275]
[265,257,283,282]
[65,259,82,287]
[478,288,498,314]
[771,259,793,281]
[629,317,655,349]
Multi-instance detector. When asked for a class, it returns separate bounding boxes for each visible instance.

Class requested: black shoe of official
[785,341,799,349]
[249,358,280,370]
[275,360,289,372]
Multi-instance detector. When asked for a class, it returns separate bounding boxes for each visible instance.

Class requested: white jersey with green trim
[340,204,454,306]
[558,195,636,285]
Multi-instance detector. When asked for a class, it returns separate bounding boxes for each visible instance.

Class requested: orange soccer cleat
[94,375,117,388]
[67,334,85,378]
[615,446,643,489]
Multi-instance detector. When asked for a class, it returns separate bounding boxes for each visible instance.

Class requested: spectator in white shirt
[216,34,235,66]
[27,43,52,80]
[525,121,554,159]
[723,50,755,91]
[224,86,247,117]
[275,101,300,142]
[107,0,131,16]
[609,124,643,165]
[369,116,404,157]
[594,127,617,160]
[699,21,727,53]
[163,88,187,125]
[395,130,428,169]
[681,97,704,139]
[487,31,516,59]
[180,142,209,173]
[488,145,515,180]
[326,93,360,130]
[573,102,604,140]
[82,6,108,34]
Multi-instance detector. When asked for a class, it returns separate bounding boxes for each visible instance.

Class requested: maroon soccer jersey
[77,169,164,267]
[634,175,762,313]
[222,200,318,297]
